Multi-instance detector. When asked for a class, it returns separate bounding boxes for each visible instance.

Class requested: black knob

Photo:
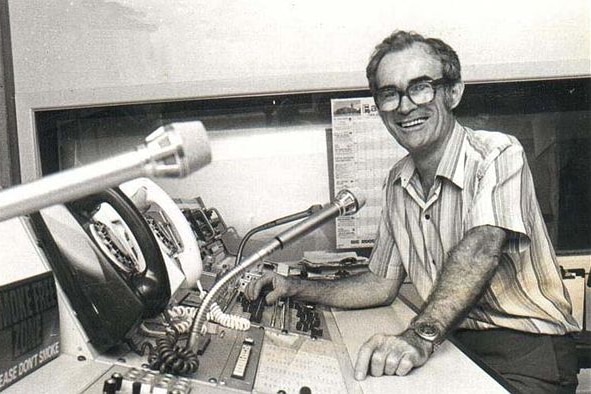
[311,328,323,338]
[102,378,117,394]
[299,386,312,394]
[110,372,123,390]
[132,381,142,394]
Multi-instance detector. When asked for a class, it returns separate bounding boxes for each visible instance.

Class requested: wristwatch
[411,321,443,344]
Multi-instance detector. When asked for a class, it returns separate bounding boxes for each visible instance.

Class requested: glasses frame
[375,77,451,111]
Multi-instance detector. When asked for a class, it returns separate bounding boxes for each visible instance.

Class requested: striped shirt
[369,122,580,334]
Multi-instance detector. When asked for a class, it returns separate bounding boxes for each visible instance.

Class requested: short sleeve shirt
[369,122,580,334]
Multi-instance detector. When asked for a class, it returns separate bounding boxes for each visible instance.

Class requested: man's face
[375,44,461,156]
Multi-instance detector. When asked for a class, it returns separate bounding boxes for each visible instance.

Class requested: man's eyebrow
[378,75,437,90]
[408,75,436,85]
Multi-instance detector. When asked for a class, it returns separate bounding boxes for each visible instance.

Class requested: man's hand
[244,272,292,304]
[354,330,433,380]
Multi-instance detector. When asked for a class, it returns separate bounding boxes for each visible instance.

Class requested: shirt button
[425,214,431,220]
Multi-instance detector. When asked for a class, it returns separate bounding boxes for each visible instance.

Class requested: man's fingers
[395,353,414,376]
[353,333,431,381]
[265,289,281,304]
[244,281,255,300]
[354,336,381,381]
[250,276,267,299]
[384,352,401,376]
[245,274,273,300]
[370,350,387,377]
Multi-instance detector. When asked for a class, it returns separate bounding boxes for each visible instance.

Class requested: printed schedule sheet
[331,97,407,249]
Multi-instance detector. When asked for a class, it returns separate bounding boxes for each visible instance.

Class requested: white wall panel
[9,0,590,97]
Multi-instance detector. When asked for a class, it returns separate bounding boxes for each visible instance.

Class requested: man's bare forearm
[289,271,403,309]
[413,225,507,335]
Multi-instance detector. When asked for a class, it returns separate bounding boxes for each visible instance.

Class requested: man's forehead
[376,44,442,88]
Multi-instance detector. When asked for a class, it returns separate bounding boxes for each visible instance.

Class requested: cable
[167,305,197,335]
[149,331,199,375]
[149,300,250,375]
[168,302,250,335]
[138,322,169,339]
[207,302,251,331]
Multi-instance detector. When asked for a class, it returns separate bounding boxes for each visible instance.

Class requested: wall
[10,0,591,178]
[6,0,591,258]
[9,0,590,96]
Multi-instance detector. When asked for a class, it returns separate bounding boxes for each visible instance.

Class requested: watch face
[415,322,440,342]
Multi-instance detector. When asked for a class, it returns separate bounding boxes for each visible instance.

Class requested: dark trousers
[452,328,579,394]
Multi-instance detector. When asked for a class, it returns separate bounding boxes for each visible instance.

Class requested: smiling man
[245,30,580,393]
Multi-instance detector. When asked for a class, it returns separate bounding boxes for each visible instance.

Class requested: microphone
[253,204,324,233]
[274,190,364,247]
[187,189,365,348]
[0,121,211,222]
[234,204,323,265]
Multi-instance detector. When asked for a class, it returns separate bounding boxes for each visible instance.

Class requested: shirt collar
[435,121,466,189]
[394,121,466,189]
[397,156,416,189]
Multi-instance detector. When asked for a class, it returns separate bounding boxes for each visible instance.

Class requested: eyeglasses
[375,78,450,111]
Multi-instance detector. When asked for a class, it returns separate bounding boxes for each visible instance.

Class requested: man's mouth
[398,117,429,128]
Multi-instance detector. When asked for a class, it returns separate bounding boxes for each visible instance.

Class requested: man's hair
[366,30,462,96]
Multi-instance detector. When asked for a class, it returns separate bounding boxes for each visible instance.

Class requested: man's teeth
[400,118,427,128]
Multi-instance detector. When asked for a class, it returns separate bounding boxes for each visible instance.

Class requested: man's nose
[397,94,417,114]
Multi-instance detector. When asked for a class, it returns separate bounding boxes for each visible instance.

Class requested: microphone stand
[186,189,364,350]
[233,204,322,266]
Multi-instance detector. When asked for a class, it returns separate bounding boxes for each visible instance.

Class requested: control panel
[80,286,349,393]
[24,191,361,393]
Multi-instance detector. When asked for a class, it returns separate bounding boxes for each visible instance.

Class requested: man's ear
[448,81,465,110]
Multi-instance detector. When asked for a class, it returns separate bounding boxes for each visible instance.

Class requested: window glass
[35,78,590,253]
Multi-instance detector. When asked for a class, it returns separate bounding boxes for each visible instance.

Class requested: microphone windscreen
[335,188,366,215]
[171,121,212,175]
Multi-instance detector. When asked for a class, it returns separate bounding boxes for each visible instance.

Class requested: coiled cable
[149,331,199,375]
[149,300,250,375]
[167,302,251,335]
[167,305,197,335]
[207,302,251,331]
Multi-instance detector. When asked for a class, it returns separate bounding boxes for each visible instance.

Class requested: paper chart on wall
[330,97,407,249]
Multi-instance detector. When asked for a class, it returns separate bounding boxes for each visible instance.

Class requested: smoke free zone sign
[0,272,60,391]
